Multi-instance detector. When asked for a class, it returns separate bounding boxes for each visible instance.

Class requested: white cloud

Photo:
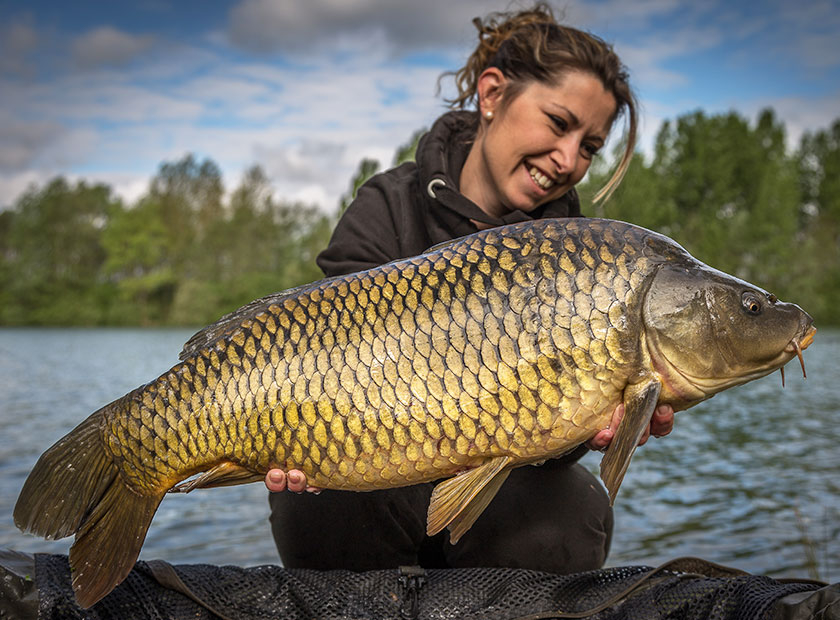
[254,140,346,184]
[227,0,519,55]
[71,27,156,69]
[0,19,39,77]
[15,76,204,125]
[774,0,840,69]
[0,118,63,171]
[0,104,100,174]
[568,0,683,29]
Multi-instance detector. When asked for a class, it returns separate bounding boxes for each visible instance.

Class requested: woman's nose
[549,136,579,173]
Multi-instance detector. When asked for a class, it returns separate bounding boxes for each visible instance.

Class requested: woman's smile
[527,163,556,191]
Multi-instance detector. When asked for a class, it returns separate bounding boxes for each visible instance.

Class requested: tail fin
[14,407,164,608]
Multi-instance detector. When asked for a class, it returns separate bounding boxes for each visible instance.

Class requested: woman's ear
[477,67,506,119]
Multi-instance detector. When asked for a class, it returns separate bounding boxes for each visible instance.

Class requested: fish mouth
[648,322,817,405]
[794,324,816,351]
[780,324,816,385]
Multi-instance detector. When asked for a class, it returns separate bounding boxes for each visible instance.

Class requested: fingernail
[289,472,300,483]
[269,471,283,483]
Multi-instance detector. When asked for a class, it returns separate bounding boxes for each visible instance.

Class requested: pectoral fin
[170,462,264,493]
[600,379,662,504]
[427,456,512,543]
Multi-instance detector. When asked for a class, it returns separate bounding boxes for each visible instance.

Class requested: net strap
[511,556,755,620]
[145,559,237,620]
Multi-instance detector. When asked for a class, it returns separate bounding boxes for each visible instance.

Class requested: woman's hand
[587,403,674,451]
[264,469,321,494]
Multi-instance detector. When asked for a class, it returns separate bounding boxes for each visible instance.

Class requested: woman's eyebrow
[550,105,580,127]
[550,104,609,141]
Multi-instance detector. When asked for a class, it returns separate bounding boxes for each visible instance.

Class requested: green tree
[100,195,176,325]
[100,153,226,325]
[149,154,225,280]
[0,209,16,321]
[792,120,840,323]
[1,178,120,324]
[667,109,800,294]
[167,165,333,325]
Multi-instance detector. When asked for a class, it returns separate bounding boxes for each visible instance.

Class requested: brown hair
[444,3,638,203]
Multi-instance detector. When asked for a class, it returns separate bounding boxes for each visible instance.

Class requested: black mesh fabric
[23,553,829,620]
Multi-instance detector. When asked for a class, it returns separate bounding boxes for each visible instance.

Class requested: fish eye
[742,292,762,315]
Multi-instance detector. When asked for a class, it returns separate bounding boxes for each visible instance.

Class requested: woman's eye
[742,292,762,315]
[549,115,567,131]
[581,143,600,159]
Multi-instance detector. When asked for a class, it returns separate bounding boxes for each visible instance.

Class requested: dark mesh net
[18,553,831,620]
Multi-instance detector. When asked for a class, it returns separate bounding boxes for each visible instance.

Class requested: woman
[265,3,674,573]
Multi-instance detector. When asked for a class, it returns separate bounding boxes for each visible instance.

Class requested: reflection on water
[1,327,837,581]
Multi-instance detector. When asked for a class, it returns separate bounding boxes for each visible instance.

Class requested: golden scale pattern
[103,219,654,495]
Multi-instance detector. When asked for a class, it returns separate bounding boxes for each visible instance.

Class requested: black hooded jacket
[316,110,582,277]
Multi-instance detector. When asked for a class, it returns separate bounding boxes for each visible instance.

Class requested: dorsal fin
[424,236,466,254]
[178,276,341,360]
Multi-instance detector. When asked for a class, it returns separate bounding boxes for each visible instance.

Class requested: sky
[1,0,838,213]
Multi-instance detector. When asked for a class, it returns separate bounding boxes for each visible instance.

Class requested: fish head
[642,262,816,406]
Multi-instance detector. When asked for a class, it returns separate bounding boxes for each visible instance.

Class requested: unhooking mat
[1,550,837,619]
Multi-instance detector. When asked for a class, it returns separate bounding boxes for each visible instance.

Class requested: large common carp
[15,218,815,607]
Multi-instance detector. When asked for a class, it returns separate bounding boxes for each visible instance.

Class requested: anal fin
[600,379,662,504]
[427,455,512,543]
[170,462,263,493]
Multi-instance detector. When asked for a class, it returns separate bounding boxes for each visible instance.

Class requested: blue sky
[1,0,838,212]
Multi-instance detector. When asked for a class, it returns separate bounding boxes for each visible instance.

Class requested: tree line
[0,159,333,326]
[0,108,837,327]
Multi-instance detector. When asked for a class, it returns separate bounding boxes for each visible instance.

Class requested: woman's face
[462,70,617,219]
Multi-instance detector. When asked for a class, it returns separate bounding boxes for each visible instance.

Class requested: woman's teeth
[529,166,554,190]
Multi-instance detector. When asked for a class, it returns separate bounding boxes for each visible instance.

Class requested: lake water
[1,327,837,582]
